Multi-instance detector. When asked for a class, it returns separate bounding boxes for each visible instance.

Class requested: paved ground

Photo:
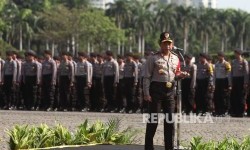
[0,110,250,149]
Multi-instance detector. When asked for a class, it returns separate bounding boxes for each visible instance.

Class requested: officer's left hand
[177,71,188,79]
[87,83,92,89]
[208,85,215,92]
[134,82,137,87]
[244,84,248,89]
[113,83,118,87]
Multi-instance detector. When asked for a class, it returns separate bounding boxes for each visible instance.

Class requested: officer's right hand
[144,95,152,102]
[70,82,74,87]
[228,86,232,90]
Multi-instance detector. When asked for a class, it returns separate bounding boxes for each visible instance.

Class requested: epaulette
[170,51,178,56]
[153,51,160,55]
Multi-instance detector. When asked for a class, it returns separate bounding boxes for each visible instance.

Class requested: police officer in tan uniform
[214,52,231,116]
[102,51,119,112]
[57,52,74,111]
[143,32,185,150]
[195,53,214,115]
[230,49,248,117]
[181,54,197,114]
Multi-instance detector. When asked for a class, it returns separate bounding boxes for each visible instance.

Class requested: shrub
[6,118,139,150]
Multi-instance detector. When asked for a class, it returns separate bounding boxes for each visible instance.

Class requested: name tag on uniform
[166,82,172,88]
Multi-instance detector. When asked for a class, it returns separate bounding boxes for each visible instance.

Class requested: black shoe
[3,105,8,110]
[71,107,77,111]
[143,108,148,113]
[110,108,119,113]
[31,107,35,111]
[81,108,90,112]
[100,108,105,112]
[36,107,40,111]
[128,110,133,114]
[135,108,142,114]
[47,107,53,111]
[18,105,24,110]
[119,108,126,113]
[9,106,15,110]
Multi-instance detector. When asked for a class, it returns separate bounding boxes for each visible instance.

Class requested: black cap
[44,50,52,55]
[105,50,113,57]
[159,32,173,43]
[234,49,243,55]
[125,52,133,57]
[217,51,225,57]
[206,55,212,61]
[53,56,60,60]
[25,50,36,57]
[61,51,68,56]
[184,54,193,59]
[6,51,13,56]
[133,54,140,60]
[67,52,73,57]
[199,53,207,58]
[96,53,103,58]
[11,50,18,55]
[78,52,87,57]
[90,52,97,57]
[117,55,124,59]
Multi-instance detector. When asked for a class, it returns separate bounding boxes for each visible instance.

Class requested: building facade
[161,0,217,8]
[90,0,114,9]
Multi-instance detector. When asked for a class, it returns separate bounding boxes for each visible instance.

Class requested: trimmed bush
[6,118,139,150]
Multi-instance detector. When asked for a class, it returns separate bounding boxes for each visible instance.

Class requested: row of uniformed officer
[181,50,249,117]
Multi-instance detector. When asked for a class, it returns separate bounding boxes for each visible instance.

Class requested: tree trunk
[72,36,75,57]
[205,33,209,53]
[91,43,94,52]
[46,40,49,50]
[19,26,23,51]
[244,35,248,51]
[28,38,31,51]
[202,40,206,53]
[142,33,145,56]
[241,23,245,50]
[118,40,121,54]
[87,42,90,54]
[183,23,188,53]
[138,31,142,54]
[117,21,121,55]
[67,39,70,52]
[0,32,2,40]
[240,35,244,50]
[108,43,111,51]
[122,41,125,56]
[52,41,55,57]
[221,38,224,52]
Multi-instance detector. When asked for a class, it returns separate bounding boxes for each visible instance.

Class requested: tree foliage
[0,0,250,56]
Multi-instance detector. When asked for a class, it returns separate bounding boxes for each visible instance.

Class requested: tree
[232,10,250,50]
[196,8,217,53]
[130,0,155,55]
[155,4,176,32]
[2,1,33,51]
[216,9,235,52]
[106,0,131,54]
[176,6,196,53]
[80,10,124,53]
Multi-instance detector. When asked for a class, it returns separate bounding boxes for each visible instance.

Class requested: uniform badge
[166,82,172,88]
[158,69,165,74]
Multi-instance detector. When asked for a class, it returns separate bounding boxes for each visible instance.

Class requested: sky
[217,0,250,12]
